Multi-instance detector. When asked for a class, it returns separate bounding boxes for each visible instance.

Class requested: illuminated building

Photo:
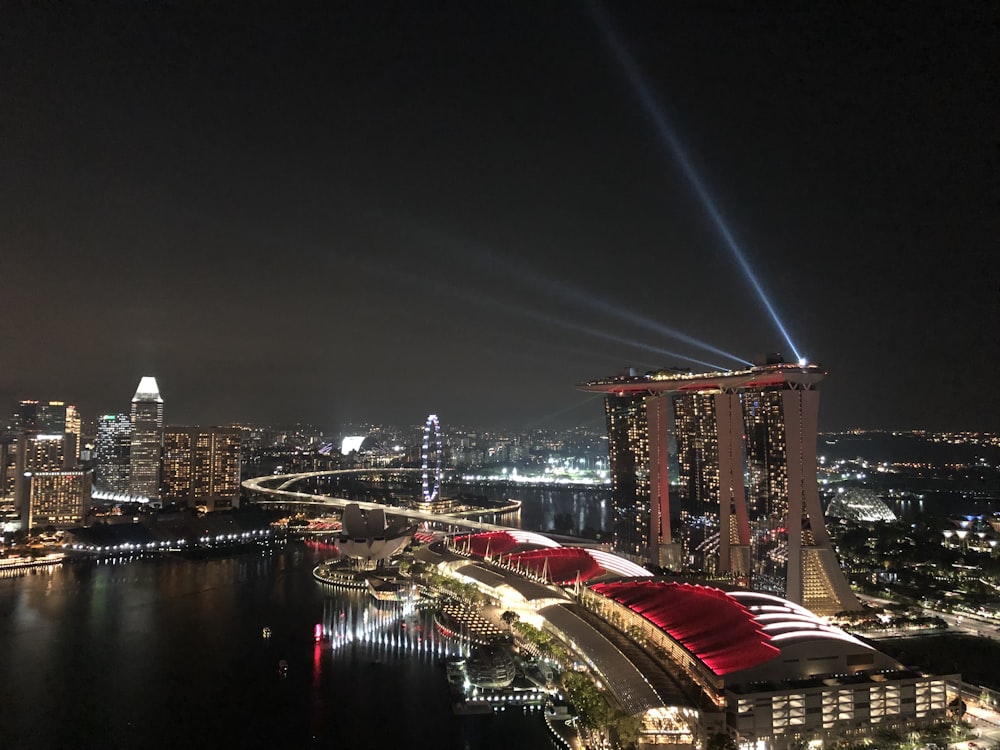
[161,427,241,511]
[605,391,673,565]
[336,503,414,565]
[0,437,17,502]
[14,401,81,458]
[580,356,861,614]
[25,469,92,529]
[95,414,132,494]
[65,405,81,459]
[446,530,951,750]
[826,489,896,523]
[13,433,78,529]
[129,377,163,500]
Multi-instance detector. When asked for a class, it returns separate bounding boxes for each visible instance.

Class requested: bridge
[242,468,516,533]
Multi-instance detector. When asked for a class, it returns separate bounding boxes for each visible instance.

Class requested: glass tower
[129,377,163,500]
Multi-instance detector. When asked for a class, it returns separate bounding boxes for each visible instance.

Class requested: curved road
[242,469,513,533]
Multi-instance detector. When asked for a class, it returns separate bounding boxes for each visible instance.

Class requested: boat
[277,659,288,677]
[262,627,272,639]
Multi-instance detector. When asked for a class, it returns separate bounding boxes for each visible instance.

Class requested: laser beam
[357,255,728,371]
[590,2,803,362]
[406,224,749,367]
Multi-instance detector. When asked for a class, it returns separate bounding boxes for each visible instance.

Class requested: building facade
[25,469,92,529]
[13,432,79,529]
[581,357,861,614]
[95,413,132,494]
[161,426,241,511]
[129,377,163,500]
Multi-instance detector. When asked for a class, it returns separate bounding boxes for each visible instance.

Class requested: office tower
[581,358,861,614]
[0,437,18,530]
[13,400,40,431]
[13,401,82,461]
[161,427,241,511]
[0,437,17,502]
[15,400,72,433]
[65,405,81,459]
[95,414,132,494]
[129,377,163,500]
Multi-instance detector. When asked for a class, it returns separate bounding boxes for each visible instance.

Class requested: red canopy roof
[453,531,520,557]
[590,580,780,675]
[502,547,604,584]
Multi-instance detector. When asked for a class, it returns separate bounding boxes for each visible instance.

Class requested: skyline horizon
[4,5,996,435]
[6,364,997,436]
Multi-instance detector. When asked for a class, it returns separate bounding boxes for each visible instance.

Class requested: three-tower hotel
[579,353,860,616]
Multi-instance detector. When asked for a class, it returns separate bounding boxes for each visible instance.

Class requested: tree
[501,610,520,630]
[562,672,615,729]
[615,714,643,749]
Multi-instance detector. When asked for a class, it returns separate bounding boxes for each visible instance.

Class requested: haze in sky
[2,3,997,430]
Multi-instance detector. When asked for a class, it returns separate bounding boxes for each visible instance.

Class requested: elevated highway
[242,469,511,533]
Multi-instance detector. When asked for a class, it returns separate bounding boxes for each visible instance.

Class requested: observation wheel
[421,414,443,503]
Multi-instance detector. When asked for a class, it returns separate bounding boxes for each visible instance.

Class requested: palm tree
[501,610,520,631]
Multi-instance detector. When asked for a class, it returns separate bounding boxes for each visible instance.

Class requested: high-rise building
[129,377,163,500]
[65,405,81,459]
[580,357,861,614]
[161,427,241,511]
[13,401,82,461]
[25,469,92,529]
[0,436,17,502]
[604,392,675,567]
[13,432,78,529]
[95,414,132,494]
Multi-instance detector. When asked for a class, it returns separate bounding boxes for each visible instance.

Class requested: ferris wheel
[421,414,443,503]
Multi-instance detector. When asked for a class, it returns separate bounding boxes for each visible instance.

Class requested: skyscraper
[25,470,92,530]
[604,391,674,567]
[580,357,861,614]
[161,427,241,511]
[95,414,132,494]
[14,432,79,529]
[65,405,81,459]
[129,377,163,500]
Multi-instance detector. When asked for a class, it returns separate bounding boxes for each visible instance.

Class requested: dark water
[467,483,612,539]
[309,473,613,540]
[0,543,554,749]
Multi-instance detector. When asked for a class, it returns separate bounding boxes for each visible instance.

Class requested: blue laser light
[590,2,803,363]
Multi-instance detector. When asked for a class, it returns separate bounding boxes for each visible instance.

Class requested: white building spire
[132,376,163,403]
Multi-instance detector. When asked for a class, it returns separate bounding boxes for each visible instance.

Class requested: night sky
[2,3,997,431]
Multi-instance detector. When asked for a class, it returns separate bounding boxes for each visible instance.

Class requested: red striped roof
[502,547,604,584]
[590,580,780,675]
[453,531,520,557]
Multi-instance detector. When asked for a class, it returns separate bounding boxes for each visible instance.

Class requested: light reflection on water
[0,544,553,749]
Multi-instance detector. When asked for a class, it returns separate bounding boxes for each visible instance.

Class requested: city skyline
[2,4,996,431]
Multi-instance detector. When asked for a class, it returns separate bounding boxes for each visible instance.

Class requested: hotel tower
[580,355,861,615]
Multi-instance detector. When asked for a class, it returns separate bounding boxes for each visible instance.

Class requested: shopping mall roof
[590,580,781,676]
[452,532,650,581]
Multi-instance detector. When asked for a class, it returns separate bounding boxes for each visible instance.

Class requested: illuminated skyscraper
[13,432,78,529]
[581,358,860,614]
[65,405,81,459]
[161,427,241,511]
[25,470,92,529]
[605,394,651,560]
[129,377,163,500]
[604,391,674,567]
[95,414,132,494]
[672,392,721,572]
